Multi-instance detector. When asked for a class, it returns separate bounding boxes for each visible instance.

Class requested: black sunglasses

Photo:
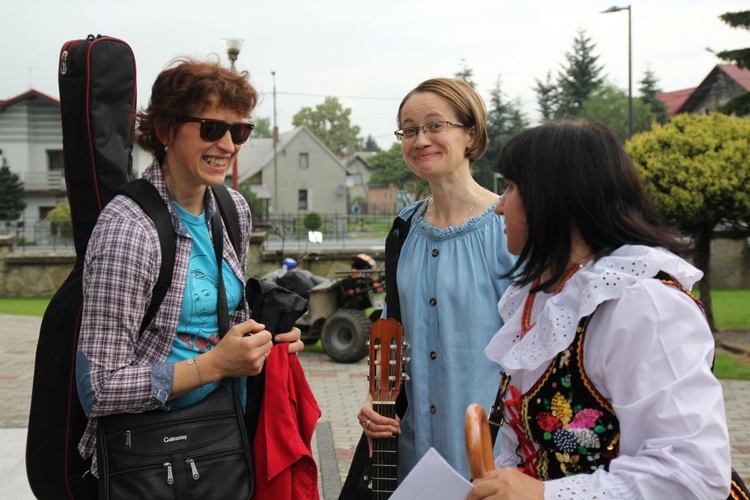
[177,116,255,144]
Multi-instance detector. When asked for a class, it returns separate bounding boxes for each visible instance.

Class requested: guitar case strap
[339,202,422,499]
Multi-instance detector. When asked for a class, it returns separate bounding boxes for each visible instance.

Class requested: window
[47,150,64,171]
[298,189,308,210]
[299,152,309,169]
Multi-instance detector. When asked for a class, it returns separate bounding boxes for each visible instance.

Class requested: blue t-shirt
[393,199,515,481]
[167,202,244,409]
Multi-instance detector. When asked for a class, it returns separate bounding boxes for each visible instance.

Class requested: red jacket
[253,344,321,499]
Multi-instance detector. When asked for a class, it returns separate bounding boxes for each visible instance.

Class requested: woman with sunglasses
[343,78,516,494]
[468,119,730,499]
[75,58,304,483]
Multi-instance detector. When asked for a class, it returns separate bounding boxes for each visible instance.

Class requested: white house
[235,126,368,216]
[0,90,67,227]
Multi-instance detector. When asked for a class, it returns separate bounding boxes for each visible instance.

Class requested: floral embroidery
[520,315,620,480]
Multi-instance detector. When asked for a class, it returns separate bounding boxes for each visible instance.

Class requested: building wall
[0,98,66,226]
[269,131,349,215]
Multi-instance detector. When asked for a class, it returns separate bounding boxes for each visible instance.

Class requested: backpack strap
[115,180,242,335]
[211,184,240,257]
[114,179,176,335]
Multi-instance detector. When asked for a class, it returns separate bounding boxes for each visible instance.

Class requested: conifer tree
[0,158,26,220]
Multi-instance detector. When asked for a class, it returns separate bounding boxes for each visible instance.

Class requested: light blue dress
[393,199,515,481]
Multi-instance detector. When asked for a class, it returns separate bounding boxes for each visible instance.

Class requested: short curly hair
[397,78,488,164]
[136,57,259,162]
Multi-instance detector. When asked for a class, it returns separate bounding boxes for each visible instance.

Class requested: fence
[0,212,400,253]
[0,217,74,252]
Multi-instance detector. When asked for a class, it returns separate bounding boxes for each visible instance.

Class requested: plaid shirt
[76,162,251,473]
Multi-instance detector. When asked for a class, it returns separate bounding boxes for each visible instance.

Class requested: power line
[262,90,401,101]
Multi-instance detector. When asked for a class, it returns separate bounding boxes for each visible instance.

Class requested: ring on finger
[363,419,371,429]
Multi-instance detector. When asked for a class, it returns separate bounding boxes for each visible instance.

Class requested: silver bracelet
[187,356,204,395]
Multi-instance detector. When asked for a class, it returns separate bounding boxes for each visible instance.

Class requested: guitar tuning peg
[402,374,411,382]
[366,356,370,365]
[366,340,370,347]
[402,356,411,364]
[402,341,411,349]
[366,374,370,382]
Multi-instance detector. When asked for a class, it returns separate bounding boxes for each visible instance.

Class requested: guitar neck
[371,401,398,498]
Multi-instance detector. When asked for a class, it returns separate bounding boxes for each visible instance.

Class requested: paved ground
[1,314,749,498]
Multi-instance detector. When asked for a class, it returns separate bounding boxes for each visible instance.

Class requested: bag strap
[211,210,231,336]
[385,201,423,420]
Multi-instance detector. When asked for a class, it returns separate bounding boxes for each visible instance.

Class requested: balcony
[21,171,66,192]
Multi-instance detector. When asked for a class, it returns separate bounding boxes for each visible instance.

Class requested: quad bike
[261,231,384,363]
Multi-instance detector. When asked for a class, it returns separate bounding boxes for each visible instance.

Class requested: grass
[2,291,749,378]
[0,297,52,317]
[706,289,750,330]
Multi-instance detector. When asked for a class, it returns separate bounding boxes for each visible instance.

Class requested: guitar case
[25,34,136,499]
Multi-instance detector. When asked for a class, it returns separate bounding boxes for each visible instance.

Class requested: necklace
[520,261,588,339]
[425,187,483,226]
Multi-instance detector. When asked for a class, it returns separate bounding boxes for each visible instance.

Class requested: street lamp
[272,71,278,214]
[222,38,244,189]
[601,5,632,139]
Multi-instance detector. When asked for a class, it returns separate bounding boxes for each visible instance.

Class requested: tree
[251,117,272,138]
[556,29,604,118]
[368,143,429,199]
[364,135,381,153]
[626,113,750,330]
[715,10,750,116]
[475,76,529,191]
[534,71,561,122]
[454,59,478,88]
[46,202,72,237]
[0,159,26,220]
[582,83,657,140]
[292,97,364,155]
[638,69,669,124]
[239,183,266,220]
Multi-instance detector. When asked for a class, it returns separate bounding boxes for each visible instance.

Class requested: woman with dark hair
[468,119,730,499]
[348,77,516,487]
[75,58,304,482]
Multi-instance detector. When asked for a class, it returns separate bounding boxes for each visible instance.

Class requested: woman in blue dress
[353,77,516,484]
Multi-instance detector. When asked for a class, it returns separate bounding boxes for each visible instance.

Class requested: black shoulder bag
[96,209,254,499]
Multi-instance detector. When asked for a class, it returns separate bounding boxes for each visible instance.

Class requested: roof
[717,63,750,91]
[236,125,348,182]
[677,64,750,114]
[655,88,695,117]
[0,89,59,111]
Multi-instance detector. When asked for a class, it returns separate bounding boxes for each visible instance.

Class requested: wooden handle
[465,404,495,479]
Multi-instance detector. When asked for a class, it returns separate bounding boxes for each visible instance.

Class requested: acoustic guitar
[368,317,408,499]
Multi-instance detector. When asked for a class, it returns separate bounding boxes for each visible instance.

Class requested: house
[656,64,750,117]
[0,90,67,232]
[235,126,357,215]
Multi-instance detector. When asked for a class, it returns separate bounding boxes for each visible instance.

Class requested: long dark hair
[498,119,685,290]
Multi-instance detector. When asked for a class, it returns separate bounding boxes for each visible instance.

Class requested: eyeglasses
[394,121,466,141]
[177,116,255,144]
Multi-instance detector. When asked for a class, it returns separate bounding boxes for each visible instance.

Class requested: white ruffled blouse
[485,245,731,499]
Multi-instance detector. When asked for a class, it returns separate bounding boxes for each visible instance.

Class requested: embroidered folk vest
[512,313,621,480]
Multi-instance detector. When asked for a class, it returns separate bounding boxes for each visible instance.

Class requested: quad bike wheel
[321,309,371,363]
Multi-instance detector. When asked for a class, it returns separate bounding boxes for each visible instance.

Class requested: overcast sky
[3,0,748,149]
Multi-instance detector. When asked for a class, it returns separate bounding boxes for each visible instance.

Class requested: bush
[46,202,72,237]
[303,212,322,231]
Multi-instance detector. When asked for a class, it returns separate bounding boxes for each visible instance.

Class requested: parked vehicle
[262,231,384,363]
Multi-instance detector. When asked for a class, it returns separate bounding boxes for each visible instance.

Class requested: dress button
[429,298,437,307]
[430,351,437,360]
[432,249,439,257]
[430,405,437,414]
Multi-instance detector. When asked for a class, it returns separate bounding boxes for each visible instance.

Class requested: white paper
[390,447,473,500]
